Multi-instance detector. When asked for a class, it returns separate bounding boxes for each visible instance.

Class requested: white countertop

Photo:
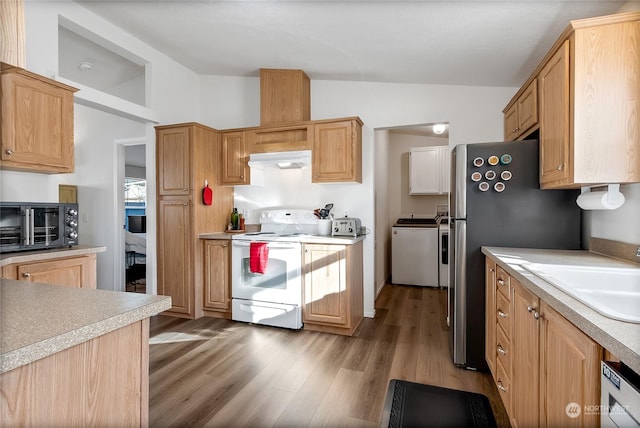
[482,246,640,374]
[0,279,171,374]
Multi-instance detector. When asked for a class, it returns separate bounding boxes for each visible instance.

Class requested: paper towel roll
[576,190,625,210]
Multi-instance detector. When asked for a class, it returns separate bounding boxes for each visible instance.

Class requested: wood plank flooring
[149,285,510,427]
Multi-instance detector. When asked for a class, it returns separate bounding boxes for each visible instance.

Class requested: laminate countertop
[0,279,171,374]
[0,245,106,267]
[482,246,640,374]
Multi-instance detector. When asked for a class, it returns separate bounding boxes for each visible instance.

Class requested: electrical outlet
[636,247,640,257]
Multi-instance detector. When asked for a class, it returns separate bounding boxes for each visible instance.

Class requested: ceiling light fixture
[78,61,93,71]
[432,124,447,135]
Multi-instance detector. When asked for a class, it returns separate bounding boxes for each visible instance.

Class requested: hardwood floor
[149,285,510,427]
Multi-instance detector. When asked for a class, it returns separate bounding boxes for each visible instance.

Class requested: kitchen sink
[394,218,438,226]
[522,263,640,324]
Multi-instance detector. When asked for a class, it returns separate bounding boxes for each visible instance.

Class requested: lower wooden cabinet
[157,198,193,317]
[202,239,231,318]
[485,256,602,427]
[1,253,97,288]
[302,241,363,336]
[485,259,497,376]
[1,319,149,426]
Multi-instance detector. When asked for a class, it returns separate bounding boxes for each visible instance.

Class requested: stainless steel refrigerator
[449,139,582,370]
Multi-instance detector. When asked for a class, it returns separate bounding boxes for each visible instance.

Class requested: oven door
[231,240,302,306]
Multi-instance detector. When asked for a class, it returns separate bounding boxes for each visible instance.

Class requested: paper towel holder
[577,184,625,210]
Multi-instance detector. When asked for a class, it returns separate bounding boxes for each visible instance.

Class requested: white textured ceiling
[70,0,633,87]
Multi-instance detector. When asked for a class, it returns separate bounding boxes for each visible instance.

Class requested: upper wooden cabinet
[0,1,26,68]
[260,68,310,126]
[503,79,538,141]
[505,12,640,188]
[221,130,250,185]
[246,122,313,154]
[312,118,363,183]
[1,64,77,173]
[157,126,192,195]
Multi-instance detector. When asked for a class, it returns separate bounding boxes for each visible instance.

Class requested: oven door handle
[232,241,300,250]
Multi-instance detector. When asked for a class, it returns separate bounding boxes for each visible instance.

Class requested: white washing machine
[391,220,439,287]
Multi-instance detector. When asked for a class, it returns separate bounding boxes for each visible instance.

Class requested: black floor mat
[380,379,497,428]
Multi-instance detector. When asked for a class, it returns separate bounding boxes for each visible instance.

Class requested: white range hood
[247,150,312,170]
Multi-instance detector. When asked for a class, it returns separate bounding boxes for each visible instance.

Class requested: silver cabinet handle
[556,164,563,171]
[534,311,540,320]
[22,272,31,278]
[497,310,508,318]
[497,279,505,286]
[527,305,535,313]
[497,344,507,355]
[5,149,13,155]
[497,380,507,392]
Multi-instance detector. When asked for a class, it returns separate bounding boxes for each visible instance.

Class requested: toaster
[332,217,362,237]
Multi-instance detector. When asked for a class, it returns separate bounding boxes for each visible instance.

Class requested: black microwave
[0,202,79,253]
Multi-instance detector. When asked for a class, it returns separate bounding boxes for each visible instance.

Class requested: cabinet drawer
[496,266,511,300]
[496,324,511,375]
[496,290,512,337]
[496,359,511,416]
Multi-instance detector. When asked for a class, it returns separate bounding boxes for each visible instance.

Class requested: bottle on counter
[230,208,239,230]
[239,212,245,230]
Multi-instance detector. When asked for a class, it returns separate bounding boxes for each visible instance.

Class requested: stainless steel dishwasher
[391,218,439,287]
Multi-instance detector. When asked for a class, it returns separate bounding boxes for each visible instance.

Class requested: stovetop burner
[233,209,319,242]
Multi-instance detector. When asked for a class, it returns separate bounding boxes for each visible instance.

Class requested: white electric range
[231,209,319,330]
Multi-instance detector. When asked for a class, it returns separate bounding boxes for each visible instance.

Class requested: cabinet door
[504,103,519,141]
[0,1,26,67]
[313,121,361,183]
[511,278,540,428]
[302,244,348,326]
[13,255,96,288]
[157,199,192,315]
[539,301,601,428]
[409,147,439,194]
[157,127,191,196]
[221,131,249,185]
[485,258,497,376]
[203,240,230,311]
[517,79,538,136]
[539,41,571,188]
[1,71,74,172]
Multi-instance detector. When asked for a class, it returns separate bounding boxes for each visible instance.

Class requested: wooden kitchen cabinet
[505,12,640,188]
[485,259,497,377]
[1,64,77,173]
[409,145,449,195]
[157,198,192,316]
[0,1,26,67]
[539,301,601,427]
[312,118,363,183]
[260,68,310,126]
[220,130,250,185]
[202,239,231,318]
[155,123,233,319]
[503,79,538,141]
[246,122,313,154]
[302,241,363,336]
[1,253,97,289]
[511,278,540,428]
[486,257,603,428]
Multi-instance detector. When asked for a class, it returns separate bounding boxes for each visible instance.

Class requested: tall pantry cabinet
[156,123,233,319]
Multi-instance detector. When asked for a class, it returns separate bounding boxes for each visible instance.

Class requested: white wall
[1,1,202,291]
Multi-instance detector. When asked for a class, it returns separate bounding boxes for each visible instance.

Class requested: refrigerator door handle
[452,220,467,366]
